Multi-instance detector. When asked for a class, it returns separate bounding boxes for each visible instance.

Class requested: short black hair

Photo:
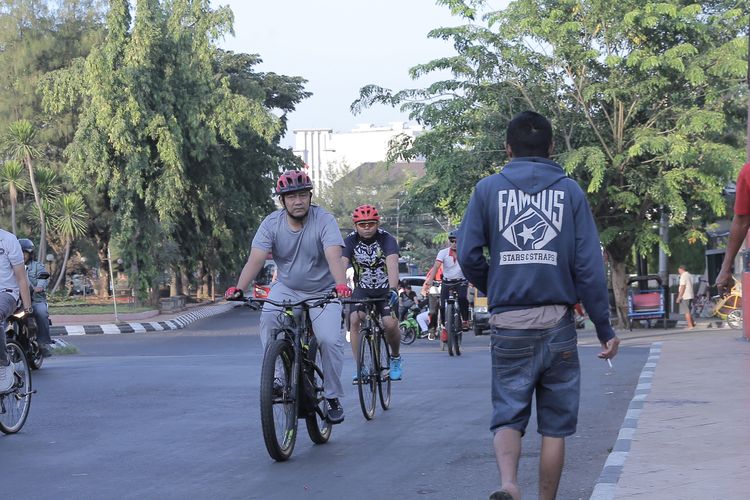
[506,111,553,158]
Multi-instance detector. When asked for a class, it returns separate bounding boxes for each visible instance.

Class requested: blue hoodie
[457,157,615,343]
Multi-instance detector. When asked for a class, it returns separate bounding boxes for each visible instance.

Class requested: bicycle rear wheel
[357,330,377,420]
[727,309,742,329]
[446,303,455,356]
[376,331,391,410]
[0,340,32,434]
[259,338,298,461]
[304,339,332,444]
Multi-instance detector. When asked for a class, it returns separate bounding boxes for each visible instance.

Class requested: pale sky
[215,0,504,146]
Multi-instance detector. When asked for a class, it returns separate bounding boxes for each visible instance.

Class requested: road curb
[50,302,239,336]
[589,342,663,500]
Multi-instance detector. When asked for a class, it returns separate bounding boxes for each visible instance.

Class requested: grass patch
[51,344,79,355]
[49,304,155,315]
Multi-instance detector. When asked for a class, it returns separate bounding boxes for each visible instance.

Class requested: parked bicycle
[692,277,742,329]
[343,297,391,420]
[442,279,468,357]
[6,271,50,370]
[0,338,33,434]
[242,293,337,462]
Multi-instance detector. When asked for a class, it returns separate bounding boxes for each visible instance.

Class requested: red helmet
[352,204,380,223]
[276,170,313,195]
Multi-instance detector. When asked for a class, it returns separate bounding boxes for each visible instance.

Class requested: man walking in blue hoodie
[457,111,620,500]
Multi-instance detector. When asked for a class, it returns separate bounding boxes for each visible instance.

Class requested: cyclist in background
[225,170,352,424]
[342,205,403,381]
[20,239,52,356]
[422,230,470,332]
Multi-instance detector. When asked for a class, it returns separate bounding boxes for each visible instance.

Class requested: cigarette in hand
[607,359,613,369]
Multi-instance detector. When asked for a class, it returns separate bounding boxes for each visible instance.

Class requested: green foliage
[354,0,747,275]
[39,0,310,298]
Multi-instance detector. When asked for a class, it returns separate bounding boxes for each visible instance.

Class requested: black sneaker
[272,378,285,398]
[326,398,344,424]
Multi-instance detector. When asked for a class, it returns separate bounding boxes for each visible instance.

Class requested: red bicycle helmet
[352,204,380,223]
[276,170,313,195]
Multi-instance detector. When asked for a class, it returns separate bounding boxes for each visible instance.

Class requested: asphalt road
[0,308,649,500]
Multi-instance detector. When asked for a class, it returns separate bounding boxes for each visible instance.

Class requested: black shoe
[272,378,284,398]
[326,398,344,424]
[489,491,513,500]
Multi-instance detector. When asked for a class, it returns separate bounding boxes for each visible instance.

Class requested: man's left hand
[388,289,398,308]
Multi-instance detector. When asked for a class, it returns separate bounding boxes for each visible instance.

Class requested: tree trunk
[170,269,178,297]
[181,268,190,298]
[50,241,71,294]
[10,197,16,235]
[97,244,110,298]
[24,153,47,260]
[610,259,630,328]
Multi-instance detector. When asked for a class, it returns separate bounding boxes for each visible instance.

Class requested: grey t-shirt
[252,205,344,293]
[0,229,24,298]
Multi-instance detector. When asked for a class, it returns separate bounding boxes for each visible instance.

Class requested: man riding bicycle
[342,204,403,381]
[20,239,52,357]
[422,230,470,332]
[225,170,352,424]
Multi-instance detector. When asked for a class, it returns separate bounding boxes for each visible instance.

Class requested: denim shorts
[490,314,580,437]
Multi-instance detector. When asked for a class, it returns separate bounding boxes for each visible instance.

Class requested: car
[399,275,427,300]
[252,259,276,299]
[471,289,489,335]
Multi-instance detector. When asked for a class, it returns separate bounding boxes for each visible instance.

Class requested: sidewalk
[588,321,750,499]
[49,300,239,335]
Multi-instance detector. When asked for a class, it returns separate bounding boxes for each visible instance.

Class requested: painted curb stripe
[51,303,239,336]
[589,342,662,500]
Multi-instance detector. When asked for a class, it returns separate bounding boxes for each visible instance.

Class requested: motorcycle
[399,307,431,345]
[5,271,50,370]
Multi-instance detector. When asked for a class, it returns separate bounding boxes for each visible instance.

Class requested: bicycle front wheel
[259,338,298,461]
[304,339,332,444]
[376,331,391,410]
[727,309,742,329]
[357,331,377,420]
[446,303,455,357]
[453,309,462,357]
[0,340,32,434]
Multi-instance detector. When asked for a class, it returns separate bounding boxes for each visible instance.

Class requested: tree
[5,119,47,259]
[0,159,28,233]
[50,193,88,294]
[40,0,307,302]
[354,0,748,324]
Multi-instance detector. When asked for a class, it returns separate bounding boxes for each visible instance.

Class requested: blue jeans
[32,302,51,344]
[490,314,580,437]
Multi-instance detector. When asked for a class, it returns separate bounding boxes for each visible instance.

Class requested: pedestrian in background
[716,160,750,293]
[676,264,696,329]
[457,110,620,500]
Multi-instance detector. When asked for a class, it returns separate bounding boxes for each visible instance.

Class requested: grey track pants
[259,282,345,399]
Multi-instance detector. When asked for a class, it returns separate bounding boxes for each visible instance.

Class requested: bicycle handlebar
[339,297,388,304]
[240,292,338,310]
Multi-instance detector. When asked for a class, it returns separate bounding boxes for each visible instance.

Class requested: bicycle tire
[377,330,391,410]
[259,338,298,461]
[446,303,455,356]
[304,339,332,444]
[25,320,44,370]
[0,340,32,434]
[357,330,377,420]
[727,309,742,329]
[400,325,416,345]
[453,308,462,356]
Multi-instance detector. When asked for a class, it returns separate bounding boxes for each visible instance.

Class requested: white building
[292,122,424,191]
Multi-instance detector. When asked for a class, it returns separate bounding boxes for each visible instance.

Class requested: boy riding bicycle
[342,204,403,381]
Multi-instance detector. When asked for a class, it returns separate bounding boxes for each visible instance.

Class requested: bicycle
[0,339,33,434]
[692,277,743,328]
[343,297,391,420]
[242,293,337,462]
[442,279,468,357]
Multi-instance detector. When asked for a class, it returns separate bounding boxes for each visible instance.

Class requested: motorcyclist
[19,239,52,356]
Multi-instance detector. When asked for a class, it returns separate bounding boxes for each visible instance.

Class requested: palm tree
[6,120,47,259]
[50,193,88,294]
[0,160,29,233]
